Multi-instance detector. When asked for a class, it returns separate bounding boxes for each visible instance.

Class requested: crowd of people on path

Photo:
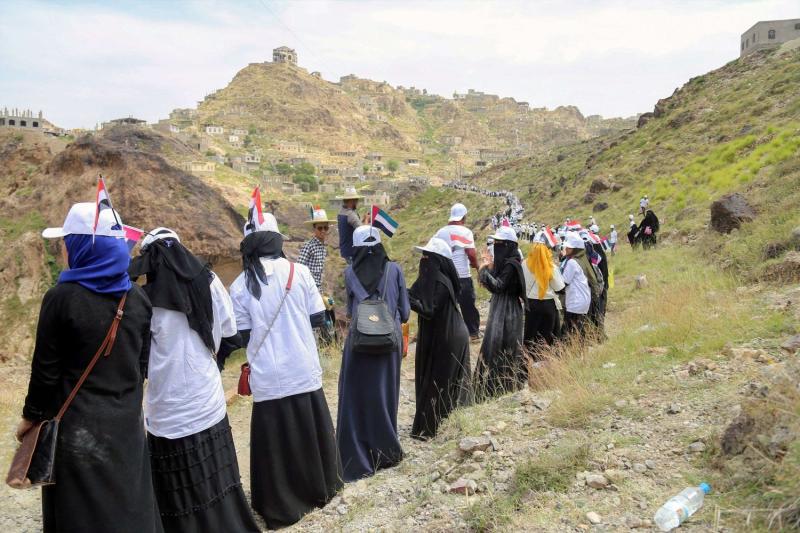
[10,181,661,532]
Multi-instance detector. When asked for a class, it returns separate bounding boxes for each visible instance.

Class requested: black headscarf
[410,251,462,308]
[642,210,660,233]
[129,238,215,351]
[352,243,389,295]
[240,231,284,300]
[491,239,526,298]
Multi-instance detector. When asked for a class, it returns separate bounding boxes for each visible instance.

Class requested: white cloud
[0,0,796,128]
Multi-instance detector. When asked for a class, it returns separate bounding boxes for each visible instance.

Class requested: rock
[611,183,623,192]
[496,420,507,431]
[645,460,656,470]
[593,202,608,212]
[763,241,788,260]
[430,471,442,482]
[614,399,628,409]
[688,441,707,453]
[489,437,500,452]
[627,517,652,528]
[710,193,756,233]
[336,504,348,515]
[585,474,610,489]
[667,403,682,414]
[448,478,477,495]
[532,398,552,411]
[472,450,486,462]
[603,362,616,369]
[782,334,800,354]
[586,511,602,525]
[634,275,648,289]
[589,178,611,193]
[645,346,668,356]
[632,463,647,474]
[637,112,654,128]
[458,436,492,454]
[583,192,596,204]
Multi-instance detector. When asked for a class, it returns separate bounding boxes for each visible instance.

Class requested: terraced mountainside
[190,61,634,178]
[475,43,800,278]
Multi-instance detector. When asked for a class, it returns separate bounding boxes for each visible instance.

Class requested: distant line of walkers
[12,195,612,532]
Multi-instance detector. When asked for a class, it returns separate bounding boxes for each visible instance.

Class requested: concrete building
[182,161,216,174]
[741,19,800,56]
[275,140,302,153]
[205,125,224,135]
[244,153,261,165]
[365,152,383,161]
[102,117,146,129]
[331,150,357,157]
[232,128,247,136]
[273,46,298,65]
[406,158,420,167]
[0,108,45,129]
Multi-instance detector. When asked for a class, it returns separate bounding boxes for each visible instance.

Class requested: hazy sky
[1,0,797,129]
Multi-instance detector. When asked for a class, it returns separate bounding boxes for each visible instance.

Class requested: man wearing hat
[435,203,481,340]
[337,187,364,264]
[299,208,336,343]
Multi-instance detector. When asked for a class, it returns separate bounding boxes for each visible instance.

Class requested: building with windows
[205,125,224,135]
[0,108,45,129]
[741,19,800,56]
[102,117,147,129]
[273,46,298,65]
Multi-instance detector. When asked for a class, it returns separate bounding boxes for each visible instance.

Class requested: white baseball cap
[448,203,468,222]
[489,226,518,243]
[353,225,382,247]
[42,202,125,239]
[564,231,585,249]
[243,212,283,237]
[414,237,453,260]
[589,224,600,233]
[141,227,180,251]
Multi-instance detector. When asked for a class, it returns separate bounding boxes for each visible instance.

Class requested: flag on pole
[371,205,398,237]
[543,226,559,247]
[566,219,582,231]
[122,225,144,252]
[246,186,266,232]
[93,176,121,240]
[588,232,603,245]
[501,217,510,227]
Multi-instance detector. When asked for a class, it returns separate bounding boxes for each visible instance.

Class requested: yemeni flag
[93,176,121,241]
[371,205,398,237]
[247,186,266,232]
[501,217,511,227]
[543,226,559,247]
[122,225,145,252]
[566,219,582,231]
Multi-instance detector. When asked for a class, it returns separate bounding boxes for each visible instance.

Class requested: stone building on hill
[102,117,146,129]
[1,108,45,129]
[740,19,800,56]
[273,46,298,65]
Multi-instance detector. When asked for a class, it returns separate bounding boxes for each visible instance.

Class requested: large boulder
[589,178,611,193]
[593,202,609,212]
[710,193,756,233]
[637,112,654,128]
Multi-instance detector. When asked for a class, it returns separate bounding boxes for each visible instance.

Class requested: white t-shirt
[145,274,234,439]
[609,230,618,243]
[561,258,591,314]
[435,224,475,278]
[230,257,326,402]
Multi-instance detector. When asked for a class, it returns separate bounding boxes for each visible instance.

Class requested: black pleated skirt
[147,415,260,533]
[251,388,343,529]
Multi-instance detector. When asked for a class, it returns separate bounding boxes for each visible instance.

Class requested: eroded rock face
[721,413,755,456]
[710,193,756,233]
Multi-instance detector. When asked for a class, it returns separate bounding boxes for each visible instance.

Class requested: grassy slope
[481,46,800,276]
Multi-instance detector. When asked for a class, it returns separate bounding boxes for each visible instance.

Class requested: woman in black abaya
[408,238,471,440]
[475,226,526,400]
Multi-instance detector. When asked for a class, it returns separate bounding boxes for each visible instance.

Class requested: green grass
[0,212,46,240]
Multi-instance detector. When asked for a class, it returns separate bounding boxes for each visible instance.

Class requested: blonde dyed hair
[526,242,554,299]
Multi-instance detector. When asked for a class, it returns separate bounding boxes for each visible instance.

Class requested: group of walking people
[13,186,620,532]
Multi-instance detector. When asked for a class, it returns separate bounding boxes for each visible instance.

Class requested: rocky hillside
[191,62,634,177]
[479,43,800,278]
[0,127,248,361]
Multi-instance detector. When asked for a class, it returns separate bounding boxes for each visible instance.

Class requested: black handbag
[6,294,127,489]
[352,268,397,354]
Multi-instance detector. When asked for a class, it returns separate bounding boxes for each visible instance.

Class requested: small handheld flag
[371,205,398,237]
[566,219,582,231]
[501,217,510,228]
[246,187,266,233]
[93,176,121,241]
[543,226,559,248]
[122,225,144,252]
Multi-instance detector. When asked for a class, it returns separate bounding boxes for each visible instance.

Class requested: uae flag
[247,186,266,232]
[543,226,559,247]
[371,205,398,237]
[122,225,145,252]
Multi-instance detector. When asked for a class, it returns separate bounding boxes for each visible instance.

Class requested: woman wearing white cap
[560,232,593,337]
[229,213,342,528]
[13,203,162,532]
[475,225,526,399]
[408,237,471,439]
[129,228,259,533]
[337,225,410,481]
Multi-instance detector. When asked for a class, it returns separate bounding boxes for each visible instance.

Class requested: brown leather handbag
[6,295,128,489]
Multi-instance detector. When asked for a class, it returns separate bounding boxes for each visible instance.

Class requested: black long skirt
[148,415,259,533]
[524,298,559,353]
[251,388,343,529]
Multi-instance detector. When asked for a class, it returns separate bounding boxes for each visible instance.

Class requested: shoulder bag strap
[251,263,295,355]
[378,263,391,302]
[54,293,127,422]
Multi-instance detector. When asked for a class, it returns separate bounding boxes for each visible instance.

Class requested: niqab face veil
[410,251,461,309]
[351,243,389,295]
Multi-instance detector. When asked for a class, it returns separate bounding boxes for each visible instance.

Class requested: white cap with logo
[489,226,518,243]
[42,202,125,239]
[414,237,453,260]
[448,203,468,222]
[353,225,382,247]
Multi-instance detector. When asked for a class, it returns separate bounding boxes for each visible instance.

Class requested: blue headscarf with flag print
[58,234,132,296]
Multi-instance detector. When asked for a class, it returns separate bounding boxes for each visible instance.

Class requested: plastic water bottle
[653,483,711,531]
